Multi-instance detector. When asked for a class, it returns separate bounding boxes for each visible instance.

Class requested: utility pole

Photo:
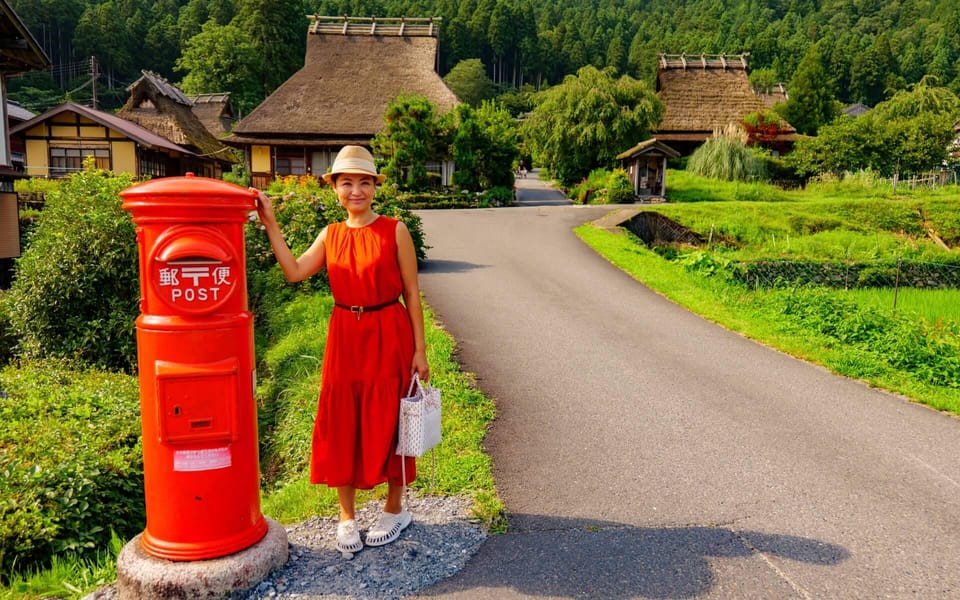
[90,56,98,110]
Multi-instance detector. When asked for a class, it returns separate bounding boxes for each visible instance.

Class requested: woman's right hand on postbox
[252,189,277,228]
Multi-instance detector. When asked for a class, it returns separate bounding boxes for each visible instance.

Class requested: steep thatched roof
[226,16,459,145]
[188,93,234,137]
[655,54,795,143]
[118,71,236,161]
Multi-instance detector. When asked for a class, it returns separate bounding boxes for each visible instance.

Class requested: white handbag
[396,373,442,457]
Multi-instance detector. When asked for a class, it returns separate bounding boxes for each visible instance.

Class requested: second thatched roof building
[225,16,460,188]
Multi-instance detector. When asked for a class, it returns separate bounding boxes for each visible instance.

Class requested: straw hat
[322,145,386,185]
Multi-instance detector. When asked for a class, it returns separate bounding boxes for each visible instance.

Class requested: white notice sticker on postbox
[173,447,232,472]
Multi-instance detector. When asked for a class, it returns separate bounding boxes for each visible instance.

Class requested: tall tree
[232,0,307,98]
[443,59,496,107]
[371,95,452,191]
[521,65,662,185]
[780,44,838,135]
[452,100,519,190]
[176,21,262,114]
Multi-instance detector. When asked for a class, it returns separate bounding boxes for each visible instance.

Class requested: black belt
[335,298,400,319]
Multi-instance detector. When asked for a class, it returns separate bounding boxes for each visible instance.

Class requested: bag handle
[405,372,421,398]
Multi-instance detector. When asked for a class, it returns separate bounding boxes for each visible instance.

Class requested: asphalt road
[413,171,960,599]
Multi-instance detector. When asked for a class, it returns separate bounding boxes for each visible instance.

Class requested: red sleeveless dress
[310,216,416,489]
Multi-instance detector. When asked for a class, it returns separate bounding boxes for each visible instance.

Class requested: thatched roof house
[225,16,460,188]
[189,93,235,138]
[117,70,237,177]
[758,83,788,108]
[654,53,795,155]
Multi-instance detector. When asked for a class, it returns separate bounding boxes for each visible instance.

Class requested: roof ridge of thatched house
[654,52,795,154]
[117,70,236,161]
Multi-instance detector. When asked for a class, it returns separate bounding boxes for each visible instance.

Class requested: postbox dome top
[120,173,257,212]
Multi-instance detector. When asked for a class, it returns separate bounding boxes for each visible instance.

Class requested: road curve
[414,172,960,599]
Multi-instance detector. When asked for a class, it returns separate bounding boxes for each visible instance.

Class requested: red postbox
[120,174,266,561]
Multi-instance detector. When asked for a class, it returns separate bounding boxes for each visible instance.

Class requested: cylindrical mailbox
[120,174,266,561]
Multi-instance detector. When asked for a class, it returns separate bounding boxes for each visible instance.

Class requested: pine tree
[782,44,838,135]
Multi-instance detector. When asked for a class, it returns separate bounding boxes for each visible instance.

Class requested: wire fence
[732,258,960,291]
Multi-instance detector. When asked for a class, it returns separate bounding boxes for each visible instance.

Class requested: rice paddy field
[842,287,960,325]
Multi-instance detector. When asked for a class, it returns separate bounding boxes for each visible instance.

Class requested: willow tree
[521,65,662,185]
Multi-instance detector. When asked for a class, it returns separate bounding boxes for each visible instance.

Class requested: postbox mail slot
[156,234,231,263]
[156,358,238,445]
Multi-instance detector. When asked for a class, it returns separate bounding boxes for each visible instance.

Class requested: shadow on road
[418,259,489,274]
[421,514,849,599]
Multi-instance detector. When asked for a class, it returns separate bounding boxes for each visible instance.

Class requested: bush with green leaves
[0,360,143,580]
[605,169,635,204]
[568,168,635,204]
[777,287,960,388]
[481,186,515,207]
[7,164,139,372]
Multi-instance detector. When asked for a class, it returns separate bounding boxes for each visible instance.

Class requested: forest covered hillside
[10,0,960,115]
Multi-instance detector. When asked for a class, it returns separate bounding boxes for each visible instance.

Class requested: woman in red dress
[254,146,429,554]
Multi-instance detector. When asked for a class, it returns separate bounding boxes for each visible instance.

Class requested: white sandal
[364,508,412,547]
[336,519,363,553]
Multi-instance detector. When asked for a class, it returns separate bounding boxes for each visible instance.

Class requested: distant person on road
[253,145,429,555]
[518,160,528,178]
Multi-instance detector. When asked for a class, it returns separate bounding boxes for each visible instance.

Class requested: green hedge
[0,361,143,579]
[6,167,139,372]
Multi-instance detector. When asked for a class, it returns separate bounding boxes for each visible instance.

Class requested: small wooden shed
[616,138,680,199]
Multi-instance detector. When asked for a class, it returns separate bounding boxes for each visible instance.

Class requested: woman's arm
[254,190,327,283]
[396,220,430,382]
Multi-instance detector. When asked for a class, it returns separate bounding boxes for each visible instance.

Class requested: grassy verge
[575,223,960,414]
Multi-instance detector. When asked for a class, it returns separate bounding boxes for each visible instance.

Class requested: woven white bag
[396,373,441,457]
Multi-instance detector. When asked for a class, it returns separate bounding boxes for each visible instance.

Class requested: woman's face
[334,173,376,212]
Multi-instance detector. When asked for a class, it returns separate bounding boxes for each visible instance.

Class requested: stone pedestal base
[116,517,288,599]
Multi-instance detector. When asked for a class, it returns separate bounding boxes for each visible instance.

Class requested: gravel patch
[85,494,486,600]
[233,494,485,599]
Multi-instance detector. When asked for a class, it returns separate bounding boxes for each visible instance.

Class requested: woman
[254,145,429,553]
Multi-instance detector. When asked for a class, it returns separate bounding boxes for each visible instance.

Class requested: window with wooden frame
[139,150,167,178]
[49,146,110,177]
[274,147,306,176]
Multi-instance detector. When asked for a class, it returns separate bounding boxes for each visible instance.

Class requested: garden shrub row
[0,361,143,580]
